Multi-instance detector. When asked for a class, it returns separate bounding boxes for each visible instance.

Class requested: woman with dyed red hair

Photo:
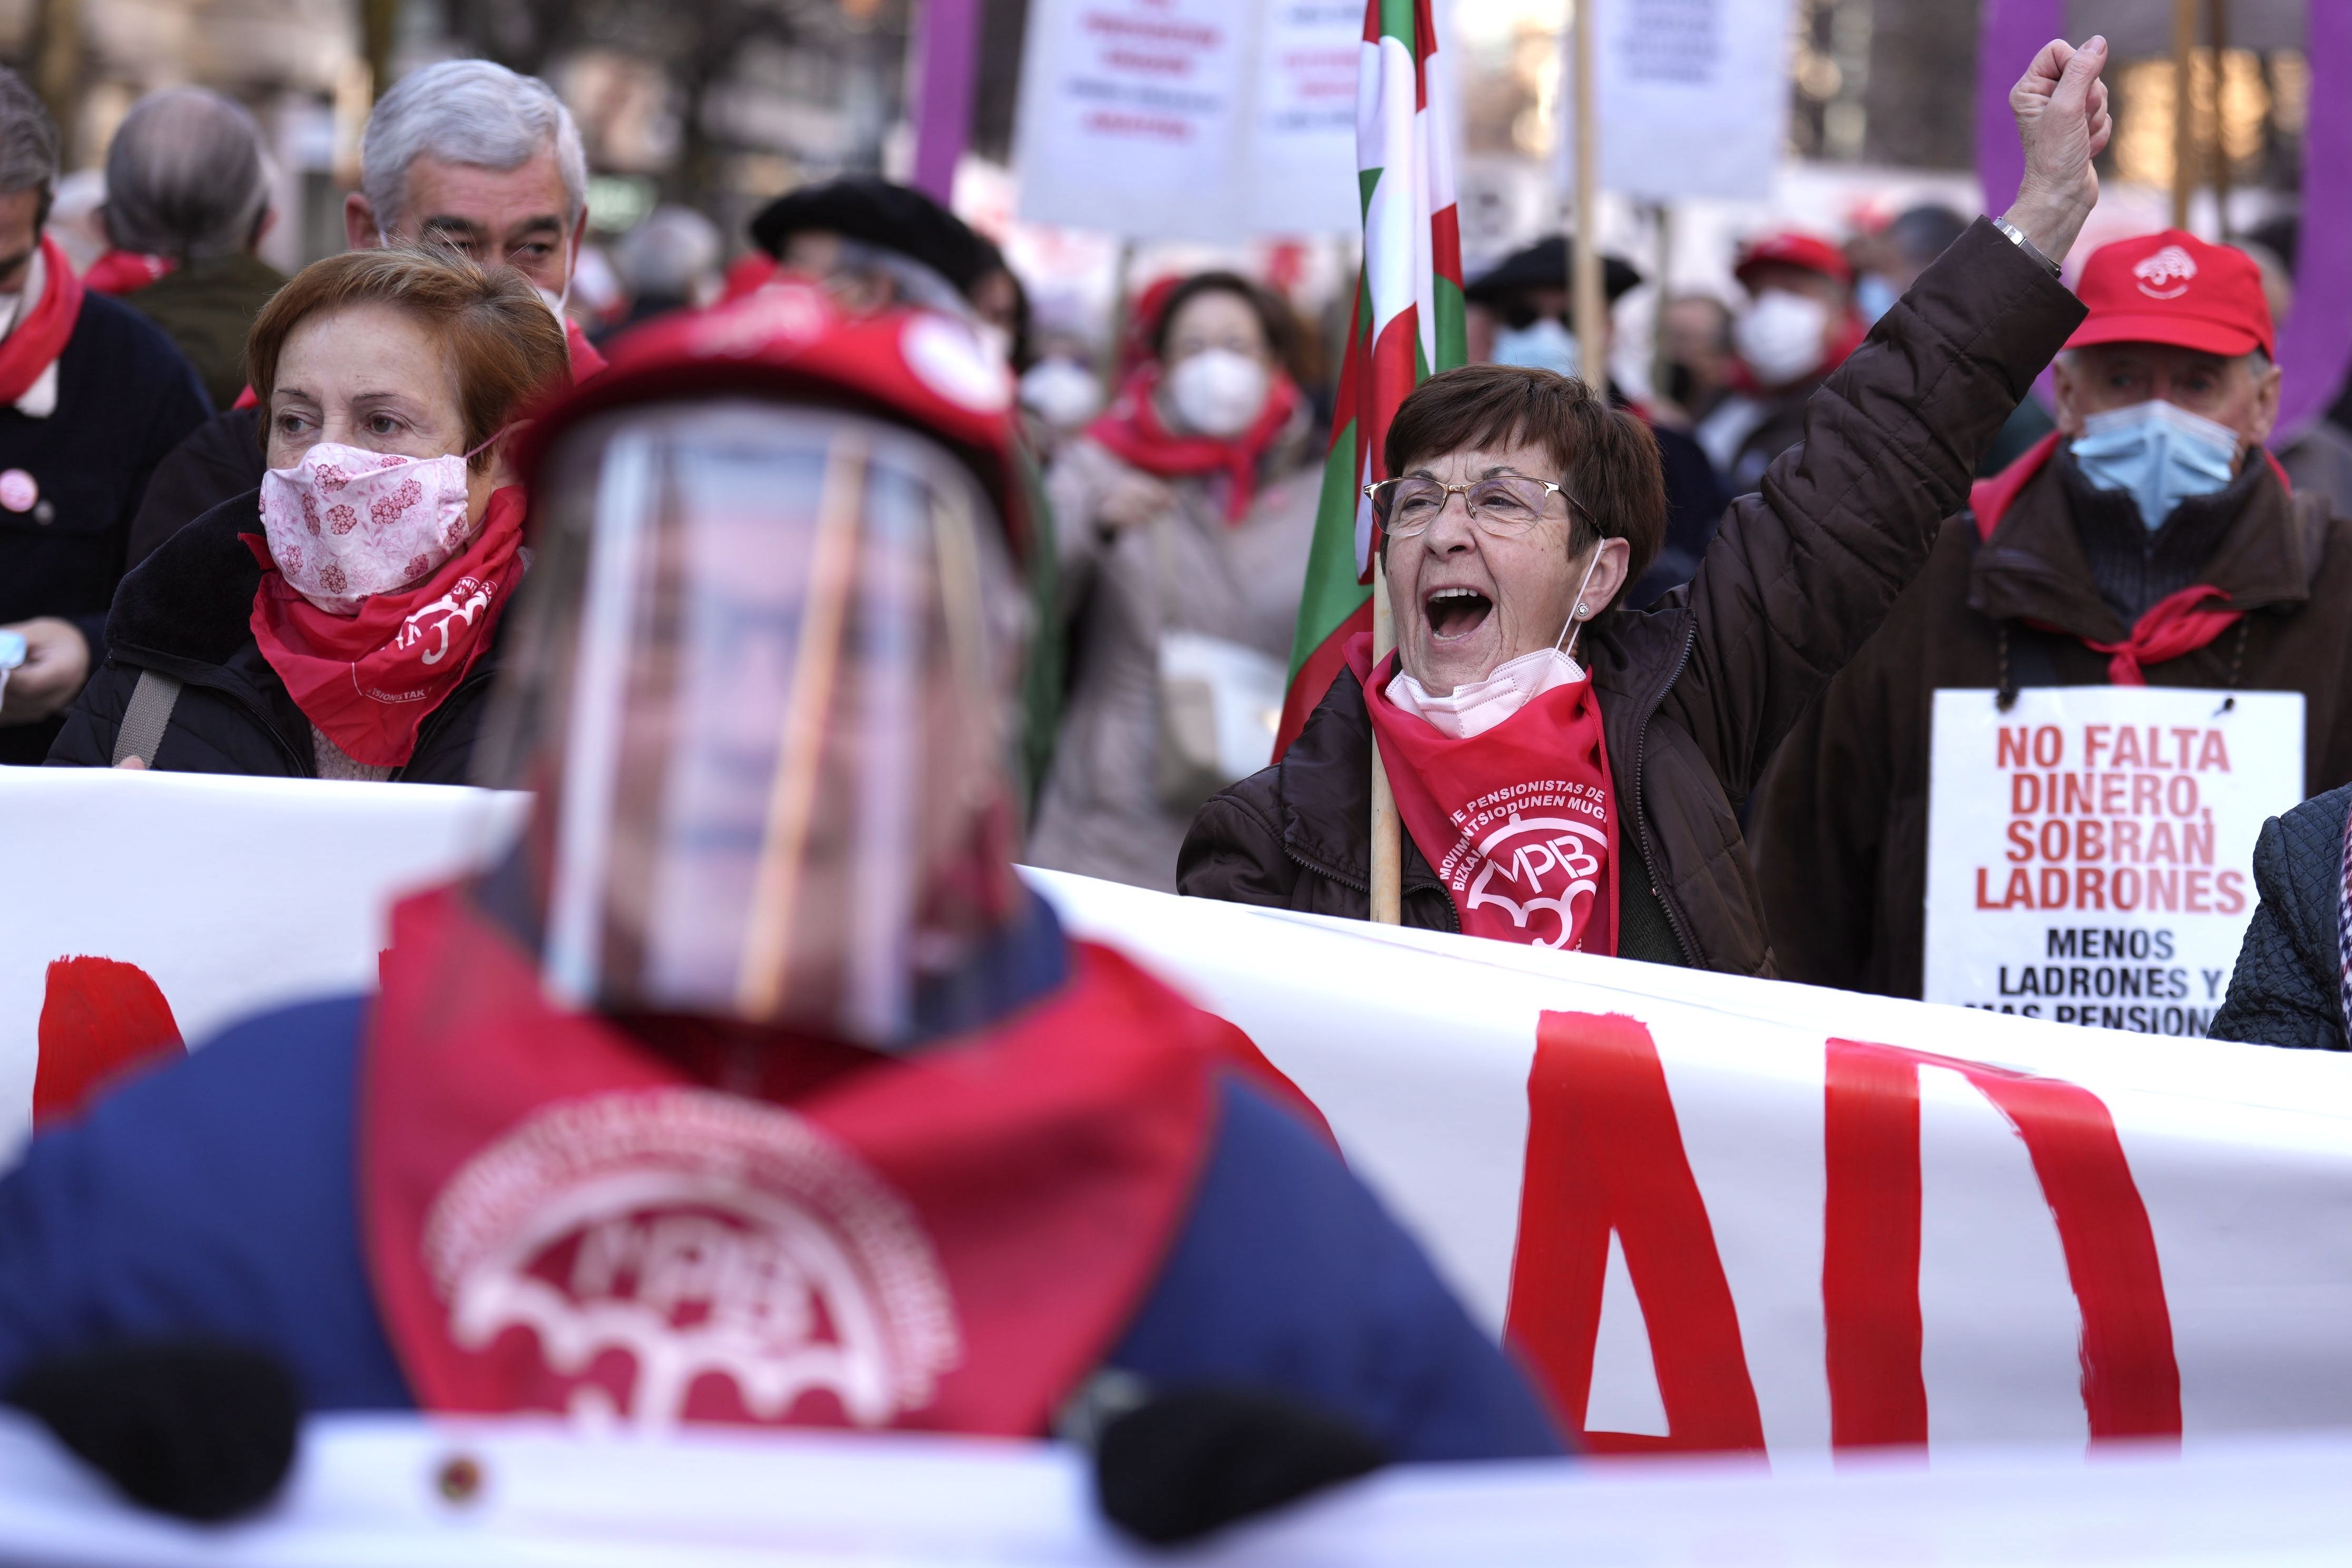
[50,246,568,780]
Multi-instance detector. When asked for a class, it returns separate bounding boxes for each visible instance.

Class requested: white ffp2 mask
[1166,349,1271,438]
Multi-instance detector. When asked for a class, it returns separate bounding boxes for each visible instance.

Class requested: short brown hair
[247,247,571,470]
[1383,364,1668,611]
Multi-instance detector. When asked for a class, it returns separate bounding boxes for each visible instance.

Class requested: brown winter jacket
[1176,220,2086,974]
[1750,440,2352,999]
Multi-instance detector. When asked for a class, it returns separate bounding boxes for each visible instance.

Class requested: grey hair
[360,59,586,233]
[0,67,59,206]
[614,205,721,300]
[103,89,272,262]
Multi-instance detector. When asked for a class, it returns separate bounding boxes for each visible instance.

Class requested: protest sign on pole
[1010,0,1361,242]
[1555,0,1796,204]
[1921,688,2302,1033]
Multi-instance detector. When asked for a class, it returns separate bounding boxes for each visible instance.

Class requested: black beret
[1464,237,1642,305]
[748,176,991,293]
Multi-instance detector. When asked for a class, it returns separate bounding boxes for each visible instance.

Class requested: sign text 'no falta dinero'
[1923,686,2303,1036]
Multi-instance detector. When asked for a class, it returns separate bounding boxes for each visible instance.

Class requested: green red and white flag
[1273,0,1466,759]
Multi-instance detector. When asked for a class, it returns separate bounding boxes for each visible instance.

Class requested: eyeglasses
[1362,475,1590,539]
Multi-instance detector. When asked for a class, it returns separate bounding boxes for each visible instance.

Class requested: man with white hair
[346,57,602,378]
[0,67,209,763]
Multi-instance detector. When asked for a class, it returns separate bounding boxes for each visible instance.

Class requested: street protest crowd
[0,22,2343,1543]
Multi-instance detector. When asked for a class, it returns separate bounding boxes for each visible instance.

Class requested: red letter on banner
[1505,1011,1765,1454]
[1823,1039,2181,1448]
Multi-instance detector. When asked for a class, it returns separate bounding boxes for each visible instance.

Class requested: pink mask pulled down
[258,440,491,614]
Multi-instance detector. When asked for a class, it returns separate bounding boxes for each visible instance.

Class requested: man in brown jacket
[1176,40,2111,977]
[1752,229,2352,999]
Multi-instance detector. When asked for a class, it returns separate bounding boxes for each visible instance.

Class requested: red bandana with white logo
[245,485,526,769]
[362,886,1219,1436]
[1351,634,1620,955]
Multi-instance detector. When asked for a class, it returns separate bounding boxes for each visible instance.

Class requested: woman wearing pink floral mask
[47,248,568,780]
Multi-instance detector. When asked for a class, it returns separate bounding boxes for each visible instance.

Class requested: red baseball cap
[1735,231,1854,291]
[2066,229,2273,359]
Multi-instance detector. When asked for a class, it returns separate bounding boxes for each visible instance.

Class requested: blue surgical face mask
[2069,400,2240,531]
[1490,316,1581,379]
[1854,272,1899,326]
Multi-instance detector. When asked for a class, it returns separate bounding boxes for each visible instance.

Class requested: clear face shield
[477,400,1032,1048]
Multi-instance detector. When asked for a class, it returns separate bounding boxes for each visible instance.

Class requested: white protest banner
[1011,0,1361,240]
[1556,0,1796,202]
[0,768,525,1162]
[1923,688,2303,1035]
[0,770,2345,1453]
[0,1410,2343,1567]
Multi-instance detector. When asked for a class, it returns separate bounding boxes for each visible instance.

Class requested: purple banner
[2277,2,2351,438]
[911,0,983,205]
[1975,0,2065,215]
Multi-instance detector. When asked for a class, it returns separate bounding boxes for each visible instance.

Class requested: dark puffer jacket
[44,490,501,781]
[1177,221,2085,975]
[2209,785,2352,1051]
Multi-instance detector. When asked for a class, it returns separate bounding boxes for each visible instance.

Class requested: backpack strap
[111,670,184,767]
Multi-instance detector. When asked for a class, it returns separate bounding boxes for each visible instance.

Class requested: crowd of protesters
[0,25,2345,1532]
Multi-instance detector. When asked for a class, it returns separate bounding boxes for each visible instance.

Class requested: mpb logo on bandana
[364,887,1222,1439]
[1362,651,1622,956]
[423,1089,962,1431]
[1438,781,1612,947]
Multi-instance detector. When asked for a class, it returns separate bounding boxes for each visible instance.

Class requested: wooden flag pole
[1369,553,1402,924]
[2171,0,2199,230]
[1571,0,1605,396]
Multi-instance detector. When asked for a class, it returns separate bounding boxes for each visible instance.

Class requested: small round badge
[0,469,36,513]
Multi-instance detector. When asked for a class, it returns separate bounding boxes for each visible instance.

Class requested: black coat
[0,291,212,762]
[2209,785,2352,1051]
[46,489,501,782]
[125,408,264,570]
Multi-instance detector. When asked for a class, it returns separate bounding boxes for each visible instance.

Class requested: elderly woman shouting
[1179,38,2113,974]
[49,248,568,779]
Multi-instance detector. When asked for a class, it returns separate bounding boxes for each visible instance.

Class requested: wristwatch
[1991,215,2063,279]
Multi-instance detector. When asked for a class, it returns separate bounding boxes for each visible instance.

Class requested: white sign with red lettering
[1923,687,2303,1037]
[1011,0,1362,240]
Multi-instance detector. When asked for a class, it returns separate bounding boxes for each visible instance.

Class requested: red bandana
[361,886,1220,1435]
[245,485,526,769]
[1969,433,2287,684]
[1083,364,1302,523]
[0,236,84,406]
[1349,633,1620,954]
[564,317,608,381]
[82,249,175,295]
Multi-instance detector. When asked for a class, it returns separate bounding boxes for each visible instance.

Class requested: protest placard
[1556,0,1797,202]
[1922,688,2303,1035]
[1011,0,1361,240]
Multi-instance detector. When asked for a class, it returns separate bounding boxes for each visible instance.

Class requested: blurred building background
[0,0,2324,393]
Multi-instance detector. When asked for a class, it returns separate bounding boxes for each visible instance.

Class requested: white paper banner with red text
[0,768,2344,1455]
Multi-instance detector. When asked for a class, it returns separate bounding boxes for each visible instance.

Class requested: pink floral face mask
[258,437,497,614]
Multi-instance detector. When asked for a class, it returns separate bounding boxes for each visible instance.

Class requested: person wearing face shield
[1464,238,1728,608]
[1751,228,2352,1003]
[1693,231,1867,496]
[1025,271,1322,892]
[0,283,1562,1495]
